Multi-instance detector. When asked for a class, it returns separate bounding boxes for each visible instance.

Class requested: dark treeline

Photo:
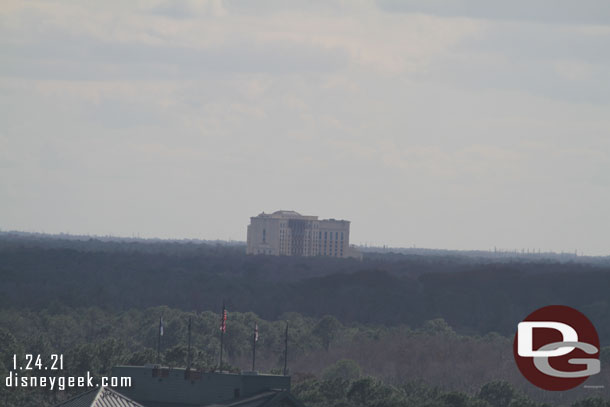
[1,235,609,345]
[1,233,609,406]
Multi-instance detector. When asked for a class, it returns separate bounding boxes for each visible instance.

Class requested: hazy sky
[1,1,609,255]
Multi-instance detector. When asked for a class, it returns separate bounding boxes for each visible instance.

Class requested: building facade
[55,366,304,407]
[247,210,359,258]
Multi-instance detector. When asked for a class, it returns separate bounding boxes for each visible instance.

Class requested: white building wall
[247,211,355,258]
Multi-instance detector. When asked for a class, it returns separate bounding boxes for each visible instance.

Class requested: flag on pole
[159,317,164,336]
[220,304,227,333]
[254,323,259,342]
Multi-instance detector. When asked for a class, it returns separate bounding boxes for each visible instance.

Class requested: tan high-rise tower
[246,210,359,258]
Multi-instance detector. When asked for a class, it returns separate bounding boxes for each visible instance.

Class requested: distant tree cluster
[1,307,608,406]
[293,376,610,407]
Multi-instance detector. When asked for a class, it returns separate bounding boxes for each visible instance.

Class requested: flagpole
[219,301,226,371]
[187,317,192,370]
[252,323,257,371]
[157,316,163,365]
[219,328,224,370]
[283,321,288,376]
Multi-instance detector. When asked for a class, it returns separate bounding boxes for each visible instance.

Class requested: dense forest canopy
[1,306,609,407]
[1,233,609,343]
[0,233,609,406]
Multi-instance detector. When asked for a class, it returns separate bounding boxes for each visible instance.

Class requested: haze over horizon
[1,222,606,258]
[1,1,609,255]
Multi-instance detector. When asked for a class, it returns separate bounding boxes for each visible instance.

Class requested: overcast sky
[1,0,609,255]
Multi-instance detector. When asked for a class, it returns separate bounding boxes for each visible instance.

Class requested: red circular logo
[513,305,600,391]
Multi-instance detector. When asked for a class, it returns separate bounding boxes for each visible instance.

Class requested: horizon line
[1,229,608,259]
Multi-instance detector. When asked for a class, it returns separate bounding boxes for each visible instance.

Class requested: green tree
[322,359,362,381]
[164,345,187,367]
[97,338,126,374]
[127,348,157,366]
[347,377,404,407]
[508,396,538,407]
[0,328,24,371]
[420,318,456,336]
[313,315,342,351]
[571,397,610,407]
[478,381,515,407]
[292,378,326,405]
[65,343,101,377]
[319,378,350,404]
[440,391,470,407]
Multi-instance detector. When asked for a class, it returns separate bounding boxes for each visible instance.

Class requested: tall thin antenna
[187,317,192,370]
[157,316,164,365]
[219,301,227,371]
[252,322,258,371]
[283,321,289,376]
